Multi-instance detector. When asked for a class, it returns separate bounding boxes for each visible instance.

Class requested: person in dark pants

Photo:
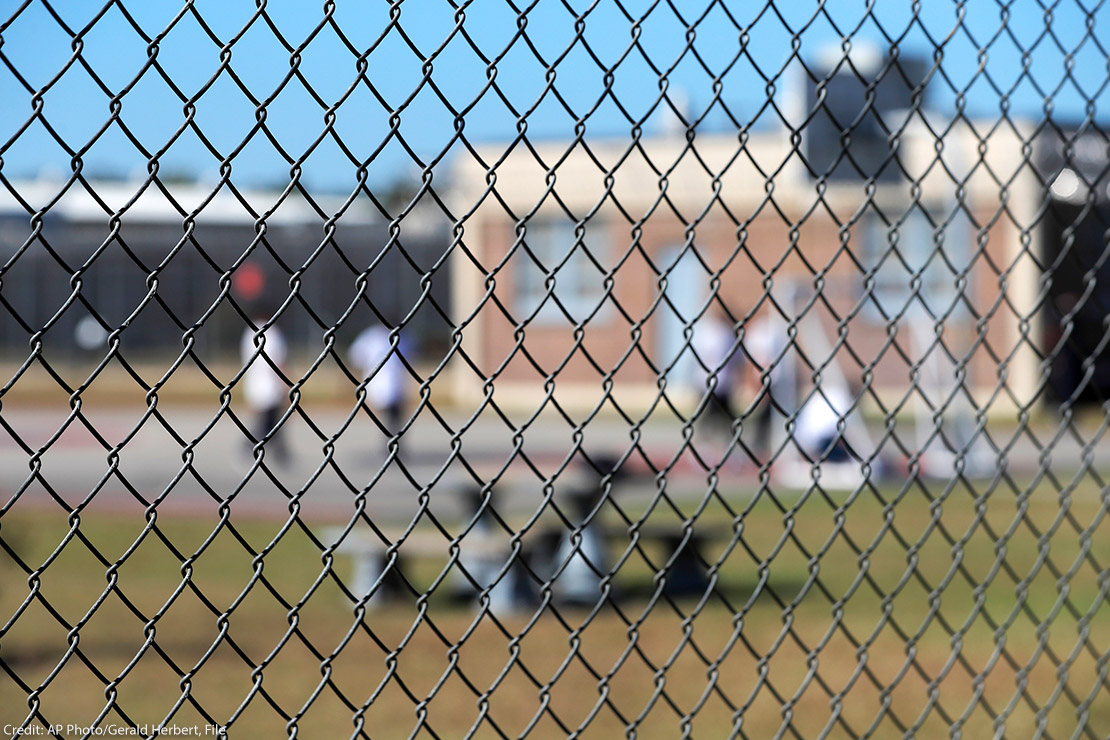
[350,321,409,458]
[690,302,745,444]
[240,312,290,466]
[745,312,791,464]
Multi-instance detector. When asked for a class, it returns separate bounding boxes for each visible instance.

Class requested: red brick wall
[470,207,1016,400]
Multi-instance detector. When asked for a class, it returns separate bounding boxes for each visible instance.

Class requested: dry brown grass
[3,474,1110,739]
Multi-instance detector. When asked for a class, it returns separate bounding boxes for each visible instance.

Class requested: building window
[861,205,970,322]
[513,217,610,325]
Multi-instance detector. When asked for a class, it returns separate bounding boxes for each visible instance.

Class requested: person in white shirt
[349,322,408,455]
[240,314,290,465]
[689,303,744,437]
[745,313,792,461]
[795,383,853,463]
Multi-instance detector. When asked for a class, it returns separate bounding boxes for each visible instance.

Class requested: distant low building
[0,177,451,364]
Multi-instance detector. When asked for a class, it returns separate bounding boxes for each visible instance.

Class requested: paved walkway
[0,400,1102,528]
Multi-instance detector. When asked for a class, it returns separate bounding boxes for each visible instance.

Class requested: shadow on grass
[375,572,811,617]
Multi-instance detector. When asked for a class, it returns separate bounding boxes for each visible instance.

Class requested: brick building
[448,117,1043,417]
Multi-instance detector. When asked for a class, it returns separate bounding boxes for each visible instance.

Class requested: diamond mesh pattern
[2,1,1110,739]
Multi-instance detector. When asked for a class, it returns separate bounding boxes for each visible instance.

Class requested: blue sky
[1,0,1106,193]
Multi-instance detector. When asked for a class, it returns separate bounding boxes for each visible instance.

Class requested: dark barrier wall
[0,212,451,363]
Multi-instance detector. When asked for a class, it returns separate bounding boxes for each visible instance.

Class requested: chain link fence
[2,1,1110,738]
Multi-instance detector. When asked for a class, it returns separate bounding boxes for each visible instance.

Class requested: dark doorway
[1042,198,1110,406]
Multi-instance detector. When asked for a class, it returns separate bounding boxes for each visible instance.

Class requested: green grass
[3,472,1110,739]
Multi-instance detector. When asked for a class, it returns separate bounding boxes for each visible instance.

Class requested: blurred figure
[551,455,624,607]
[689,302,744,439]
[786,381,869,490]
[552,485,610,607]
[240,312,290,465]
[745,312,792,463]
[450,486,535,613]
[795,383,854,463]
[349,321,408,455]
[450,486,503,601]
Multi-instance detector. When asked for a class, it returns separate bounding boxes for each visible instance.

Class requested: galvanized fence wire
[1,0,1110,738]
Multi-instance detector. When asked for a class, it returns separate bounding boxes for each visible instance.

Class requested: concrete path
[0,399,1102,530]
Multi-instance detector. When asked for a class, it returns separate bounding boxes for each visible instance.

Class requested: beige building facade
[449,119,1043,418]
